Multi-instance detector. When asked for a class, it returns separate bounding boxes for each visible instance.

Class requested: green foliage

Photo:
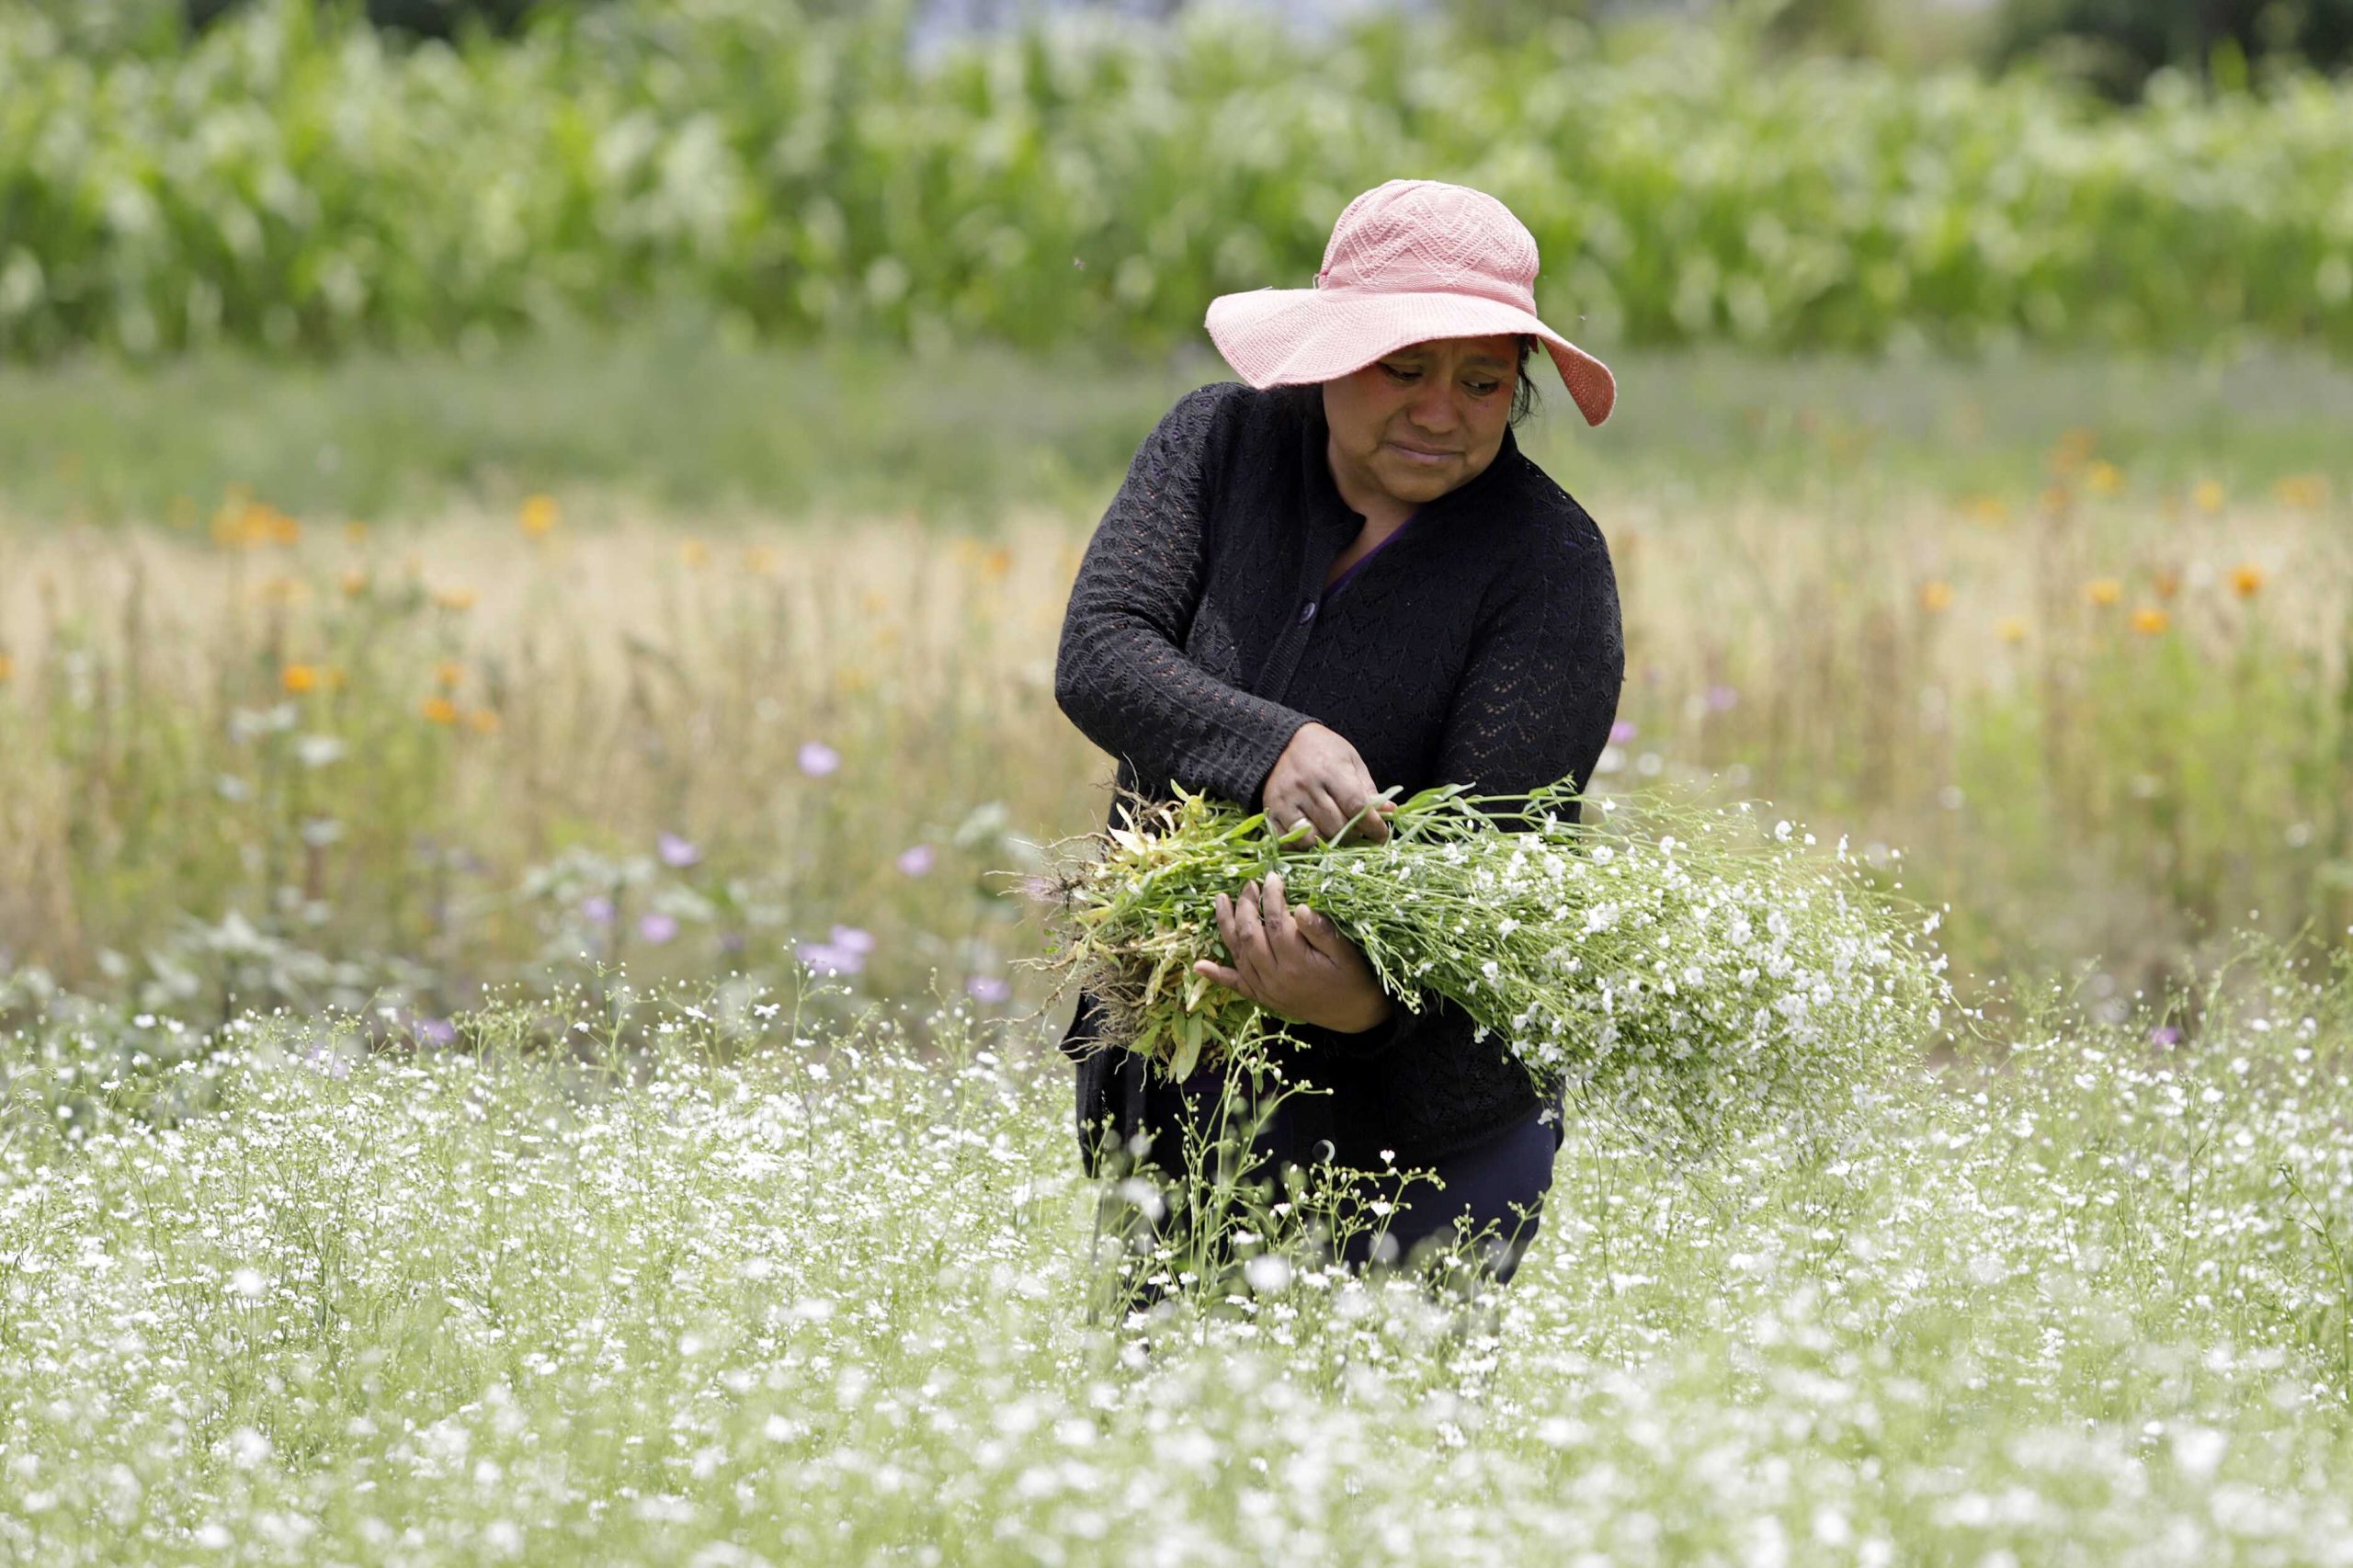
[6,335,2353,528]
[7,0,187,57]
[1437,0,1597,47]
[3,0,2351,361]
[1753,0,1889,56]
[1996,0,2353,96]
[186,0,559,40]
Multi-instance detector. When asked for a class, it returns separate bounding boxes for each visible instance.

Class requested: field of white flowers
[1,936,2348,1565]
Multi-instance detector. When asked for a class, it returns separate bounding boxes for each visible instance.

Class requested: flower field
[0,359,2342,1039]
[0,338,2344,1558]
[6,0,2353,1553]
[1,936,2348,1563]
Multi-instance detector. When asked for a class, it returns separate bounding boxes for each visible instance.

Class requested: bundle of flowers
[1040,779,1955,1143]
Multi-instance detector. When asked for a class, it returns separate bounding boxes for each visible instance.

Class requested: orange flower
[434,659,464,691]
[0,653,14,684]
[1918,580,1954,614]
[339,569,369,597]
[280,663,320,695]
[465,708,501,734]
[2274,473,2327,510]
[2150,568,2181,600]
[518,494,560,538]
[2085,460,2124,496]
[432,586,477,612]
[2230,562,2267,598]
[742,546,779,576]
[1994,616,2029,644]
[214,501,299,549]
[680,538,710,570]
[2039,483,2073,517]
[421,697,459,726]
[210,508,258,551]
[1960,494,2010,527]
[2191,480,2224,514]
[981,545,1013,579]
[2131,606,2169,635]
[2083,577,2124,608]
[2048,426,2097,474]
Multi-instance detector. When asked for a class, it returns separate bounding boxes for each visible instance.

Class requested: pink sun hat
[1204,178,1616,426]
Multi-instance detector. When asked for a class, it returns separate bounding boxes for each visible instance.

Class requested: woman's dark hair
[1278,335,1545,429]
[1507,334,1542,428]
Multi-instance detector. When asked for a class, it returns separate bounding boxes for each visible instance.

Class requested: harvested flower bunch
[1041,779,1955,1143]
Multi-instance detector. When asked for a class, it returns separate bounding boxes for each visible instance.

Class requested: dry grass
[0,478,2342,1019]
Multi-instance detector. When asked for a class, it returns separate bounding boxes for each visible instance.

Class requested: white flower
[1242,1255,1292,1292]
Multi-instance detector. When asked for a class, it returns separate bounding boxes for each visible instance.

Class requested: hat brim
[1204,286,1615,426]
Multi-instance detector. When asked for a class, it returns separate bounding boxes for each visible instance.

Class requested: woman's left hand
[1193,870,1394,1034]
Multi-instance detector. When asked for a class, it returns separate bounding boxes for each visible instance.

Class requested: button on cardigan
[1052,378,1626,1175]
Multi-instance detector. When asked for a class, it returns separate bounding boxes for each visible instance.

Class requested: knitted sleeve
[1305,509,1626,1063]
[1054,384,1321,811]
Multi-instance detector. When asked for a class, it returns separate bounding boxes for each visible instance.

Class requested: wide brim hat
[1204,178,1616,427]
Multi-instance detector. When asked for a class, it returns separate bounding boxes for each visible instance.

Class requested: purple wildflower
[638,911,679,945]
[895,844,936,876]
[1608,718,1638,744]
[657,832,701,869]
[965,974,1011,1005]
[797,940,865,976]
[415,1017,458,1047]
[1706,684,1738,712]
[581,894,615,926]
[2148,1025,2182,1046]
[798,740,841,777]
[830,924,876,956]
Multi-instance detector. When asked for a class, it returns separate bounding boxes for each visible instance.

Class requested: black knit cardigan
[1052,378,1626,1175]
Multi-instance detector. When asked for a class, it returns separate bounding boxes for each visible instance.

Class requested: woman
[1053,178,1625,1290]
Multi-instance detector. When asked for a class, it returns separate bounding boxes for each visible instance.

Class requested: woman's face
[1321,334,1521,511]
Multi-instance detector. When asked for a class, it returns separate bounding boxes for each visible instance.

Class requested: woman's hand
[1193,869,1394,1035]
[1263,722,1397,846]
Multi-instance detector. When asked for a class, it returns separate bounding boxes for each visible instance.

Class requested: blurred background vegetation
[0,0,2347,1055]
[4,0,2352,361]
[61,0,2353,78]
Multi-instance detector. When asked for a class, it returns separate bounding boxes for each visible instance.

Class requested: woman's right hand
[1262,722,1396,846]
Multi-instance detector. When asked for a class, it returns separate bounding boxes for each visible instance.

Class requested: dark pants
[1336,1101,1558,1283]
[1097,1058,1560,1301]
